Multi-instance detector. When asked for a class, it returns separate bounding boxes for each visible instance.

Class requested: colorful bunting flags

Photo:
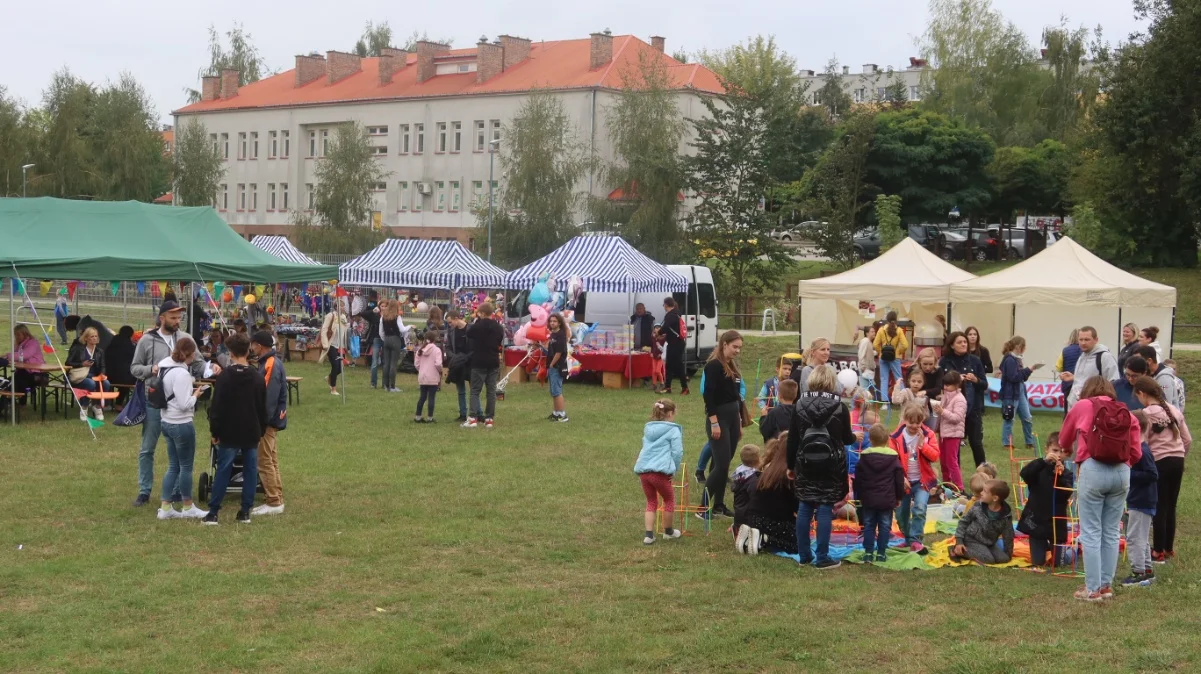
[111,281,120,296]
[66,281,78,300]
[136,281,146,296]
[40,281,52,296]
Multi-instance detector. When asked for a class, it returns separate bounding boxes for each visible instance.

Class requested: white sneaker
[642,535,655,545]
[461,418,478,428]
[663,529,682,540]
[156,507,180,520]
[331,390,340,396]
[93,406,104,421]
[179,505,208,519]
[748,528,762,555]
[79,407,89,422]
[735,524,752,554]
[251,504,285,516]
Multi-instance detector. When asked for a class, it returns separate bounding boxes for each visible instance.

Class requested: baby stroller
[197,443,265,503]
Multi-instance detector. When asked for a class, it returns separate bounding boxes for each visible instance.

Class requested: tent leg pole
[1170,306,1176,360]
[122,282,128,324]
[10,278,16,426]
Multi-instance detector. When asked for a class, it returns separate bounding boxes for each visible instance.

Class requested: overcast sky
[3,0,1144,124]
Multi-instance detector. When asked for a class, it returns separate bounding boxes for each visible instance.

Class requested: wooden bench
[0,391,27,423]
[286,376,303,406]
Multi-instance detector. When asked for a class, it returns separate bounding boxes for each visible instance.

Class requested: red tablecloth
[504,348,653,379]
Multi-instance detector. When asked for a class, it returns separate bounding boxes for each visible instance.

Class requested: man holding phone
[462,302,504,429]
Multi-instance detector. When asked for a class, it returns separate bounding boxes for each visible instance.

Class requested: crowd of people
[635,323,1190,601]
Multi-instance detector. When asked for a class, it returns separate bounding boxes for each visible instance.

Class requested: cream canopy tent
[799,237,977,348]
[949,236,1177,381]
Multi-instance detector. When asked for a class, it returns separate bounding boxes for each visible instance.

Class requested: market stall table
[504,348,653,389]
[13,361,71,421]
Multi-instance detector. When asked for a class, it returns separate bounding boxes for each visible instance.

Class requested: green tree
[816,57,853,119]
[988,139,1070,221]
[90,74,169,202]
[918,0,1048,145]
[294,123,389,255]
[186,24,271,103]
[0,87,37,197]
[883,78,910,108]
[670,49,690,64]
[484,90,589,267]
[592,53,688,261]
[686,87,791,324]
[793,110,876,269]
[398,30,453,51]
[173,119,225,206]
[875,194,904,249]
[1040,23,1104,143]
[354,20,394,57]
[40,69,97,199]
[865,108,996,222]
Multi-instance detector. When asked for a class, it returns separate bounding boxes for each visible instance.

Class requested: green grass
[2,339,1200,673]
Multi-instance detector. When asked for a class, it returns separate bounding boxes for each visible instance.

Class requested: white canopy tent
[949,237,1177,381]
[799,237,977,348]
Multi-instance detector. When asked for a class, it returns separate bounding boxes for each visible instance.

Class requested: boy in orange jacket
[889,403,941,554]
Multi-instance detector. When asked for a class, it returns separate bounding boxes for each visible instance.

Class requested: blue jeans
[75,377,110,396]
[862,508,894,557]
[696,442,712,472]
[369,337,384,387]
[454,382,467,417]
[1077,458,1130,592]
[1001,387,1036,447]
[796,501,835,565]
[138,406,180,500]
[208,444,258,514]
[161,421,196,502]
[878,359,902,403]
[548,368,564,397]
[896,480,930,545]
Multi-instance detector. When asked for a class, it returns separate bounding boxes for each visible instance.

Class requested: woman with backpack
[873,311,908,402]
[1132,376,1192,565]
[1059,376,1143,601]
[787,365,858,569]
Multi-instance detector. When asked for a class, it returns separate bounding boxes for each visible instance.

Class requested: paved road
[1174,343,1201,352]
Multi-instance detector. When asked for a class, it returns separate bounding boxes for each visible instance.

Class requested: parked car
[771,220,822,242]
[853,229,881,260]
[977,227,1047,260]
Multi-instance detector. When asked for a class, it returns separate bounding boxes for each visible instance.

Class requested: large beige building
[173,32,722,246]
[798,58,930,106]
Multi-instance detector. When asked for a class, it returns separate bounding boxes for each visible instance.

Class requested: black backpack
[800,403,839,464]
[146,365,183,410]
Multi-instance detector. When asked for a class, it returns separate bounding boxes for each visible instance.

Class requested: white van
[506,265,719,373]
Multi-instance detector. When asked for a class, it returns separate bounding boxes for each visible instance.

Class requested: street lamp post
[21,164,35,198]
[487,138,501,262]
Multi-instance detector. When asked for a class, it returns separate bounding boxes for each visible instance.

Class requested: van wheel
[198,473,210,503]
[938,248,953,261]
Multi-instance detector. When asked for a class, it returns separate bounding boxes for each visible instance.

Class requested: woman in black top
[966,326,993,374]
[940,331,988,466]
[444,310,471,422]
[378,300,411,393]
[105,326,137,408]
[545,313,570,423]
[659,297,690,395]
[703,330,744,518]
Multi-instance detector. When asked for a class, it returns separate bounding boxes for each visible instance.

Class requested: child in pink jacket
[414,330,444,423]
[937,370,967,490]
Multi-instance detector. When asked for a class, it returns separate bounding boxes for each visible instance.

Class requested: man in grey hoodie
[1061,325,1119,410]
[130,301,216,507]
[1137,345,1180,410]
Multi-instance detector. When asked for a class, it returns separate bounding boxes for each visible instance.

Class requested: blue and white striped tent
[251,235,320,266]
[506,236,687,293]
[338,239,506,290]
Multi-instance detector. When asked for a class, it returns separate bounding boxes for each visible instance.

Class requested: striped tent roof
[251,235,320,265]
[338,239,506,290]
[506,236,687,293]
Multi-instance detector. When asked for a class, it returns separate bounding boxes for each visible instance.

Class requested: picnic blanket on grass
[924,538,1032,569]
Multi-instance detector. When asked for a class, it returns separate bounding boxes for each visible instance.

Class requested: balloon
[836,368,859,392]
[513,323,531,347]
[416,301,429,313]
[267,305,275,314]
[529,272,552,305]
[222,290,234,303]
[244,294,256,305]
[528,303,549,327]
[526,324,549,343]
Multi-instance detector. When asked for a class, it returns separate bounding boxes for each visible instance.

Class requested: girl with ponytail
[1133,375,1191,563]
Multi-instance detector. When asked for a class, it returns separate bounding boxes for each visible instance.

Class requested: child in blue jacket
[634,398,685,545]
[1123,425,1159,586]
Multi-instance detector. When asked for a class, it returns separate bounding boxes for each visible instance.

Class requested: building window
[451,122,462,153]
[435,181,445,211]
[220,184,228,210]
[474,121,486,152]
[910,86,921,101]
[399,124,410,153]
[280,183,289,210]
[372,145,388,156]
[305,183,314,210]
[450,181,460,211]
[436,122,447,153]
[309,131,317,157]
[367,125,388,136]
[415,123,425,154]
[250,132,259,159]
[412,183,423,212]
[490,119,501,148]
[372,182,387,192]
[250,183,258,210]
[321,130,330,156]
[238,133,247,160]
[853,88,865,103]
[876,87,886,100]
[237,183,246,210]
[398,181,408,211]
[281,130,290,157]
[210,133,218,154]
[269,131,278,158]
[268,183,276,210]
[472,180,483,206]
[221,133,229,159]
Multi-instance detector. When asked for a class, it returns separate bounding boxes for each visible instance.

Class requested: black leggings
[965,408,986,466]
[704,401,742,511]
[665,342,688,391]
[327,346,342,388]
[1153,456,1185,553]
[416,384,437,417]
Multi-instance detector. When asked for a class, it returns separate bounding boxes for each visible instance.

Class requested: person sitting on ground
[854,424,906,562]
[105,326,137,409]
[741,434,799,556]
[1017,444,1074,568]
[633,399,684,545]
[890,403,941,555]
[757,359,793,417]
[203,332,268,526]
[952,479,1015,564]
[960,462,1000,512]
[760,379,798,442]
[730,444,761,540]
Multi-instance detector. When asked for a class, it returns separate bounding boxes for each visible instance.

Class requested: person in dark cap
[249,330,287,516]
[129,299,218,507]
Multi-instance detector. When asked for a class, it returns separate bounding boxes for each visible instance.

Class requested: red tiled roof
[153,192,173,204]
[174,36,724,114]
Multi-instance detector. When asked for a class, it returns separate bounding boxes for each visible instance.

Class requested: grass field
[2,335,1199,673]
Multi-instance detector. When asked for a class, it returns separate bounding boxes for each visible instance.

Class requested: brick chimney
[590,31,613,70]
[416,40,451,84]
[650,36,665,53]
[477,38,504,83]
[498,35,531,69]
[326,50,362,84]
[220,69,240,99]
[381,47,408,66]
[295,53,326,87]
[377,48,407,85]
[201,76,220,101]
